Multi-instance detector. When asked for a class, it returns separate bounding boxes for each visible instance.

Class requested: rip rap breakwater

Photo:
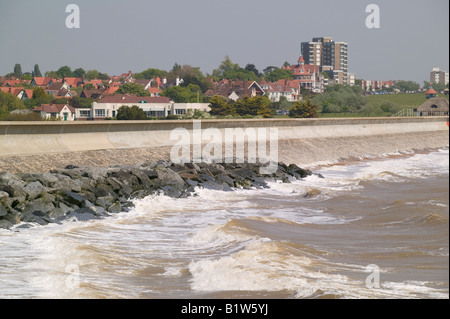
[0,161,313,229]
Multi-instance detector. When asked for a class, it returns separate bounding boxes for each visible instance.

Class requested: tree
[115,82,150,96]
[212,56,259,81]
[235,95,272,118]
[162,84,203,103]
[13,64,22,77]
[134,68,168,80]
[73,67,86,78]
[33,64,42,77]
[116,105,147,120]
[24,87,52,108]
[56,66,74,78]
[264,68,293,82]
[85,70,99,80]
[0,91,26,113]
[289,98,318,118]
[244,64,261,77]
[393,80,420,92]
[208,95,236,116]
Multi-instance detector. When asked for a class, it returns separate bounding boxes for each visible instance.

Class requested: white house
[91,94,210,119]
[32,103,76,121]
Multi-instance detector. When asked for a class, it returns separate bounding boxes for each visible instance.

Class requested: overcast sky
[0,0,448,83]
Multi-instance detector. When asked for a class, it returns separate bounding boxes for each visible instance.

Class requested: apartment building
[430,67,449,85]
[301,37,349,85]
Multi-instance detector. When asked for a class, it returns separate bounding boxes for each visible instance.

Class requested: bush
[116,105,148,120]
[289,99,318,118]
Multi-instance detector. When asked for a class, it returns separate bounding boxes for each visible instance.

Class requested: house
[205,80,265,101]
[91,94,210,119]
[283,55,322,93]
[46,81,70,95]
[91,94,172,119]
[417,98,449,116]
[31,76,55,87]
[148,87,162,97]
[63,77,83,88]
[32,104,76,121]
[80,89,105,99]
[259,79,302,102]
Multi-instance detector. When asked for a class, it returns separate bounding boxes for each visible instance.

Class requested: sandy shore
[0,130,448,174]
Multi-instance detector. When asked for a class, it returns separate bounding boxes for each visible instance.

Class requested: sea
[0,148,448,299]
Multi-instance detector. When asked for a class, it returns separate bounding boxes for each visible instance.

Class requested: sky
[0,0,448,84]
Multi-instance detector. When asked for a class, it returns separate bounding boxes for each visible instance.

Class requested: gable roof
[97,94,171,104]
[33,104,75,113]
[32,77,53,86]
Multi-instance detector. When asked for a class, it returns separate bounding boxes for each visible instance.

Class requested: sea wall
[0,117,448,174]
[0,117,447,156]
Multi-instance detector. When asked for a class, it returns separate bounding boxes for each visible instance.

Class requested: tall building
[430,67,449,85]
[301,37,349,85]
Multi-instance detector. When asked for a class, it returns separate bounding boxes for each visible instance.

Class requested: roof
[425,88,437,94]
[33,104,75,113]
[298,55,305,63]
[64,77,82,87]
[97,94,171,104]
[417,98,449,111]
[32,77,53,86]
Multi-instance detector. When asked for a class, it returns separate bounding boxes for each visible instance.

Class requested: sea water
[0,149,448,299]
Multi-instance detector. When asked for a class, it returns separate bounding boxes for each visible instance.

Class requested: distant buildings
[301,37,349,85]
[430,67,449,85]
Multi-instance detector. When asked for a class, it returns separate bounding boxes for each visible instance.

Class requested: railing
[392,108,449,118]
[391,109,417,117]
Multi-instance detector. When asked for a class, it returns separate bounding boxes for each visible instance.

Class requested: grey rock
[23,181,46,200]
[60,190,85,206]
[0,219,14,229]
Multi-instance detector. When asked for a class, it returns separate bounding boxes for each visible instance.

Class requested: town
[0,36,448,121]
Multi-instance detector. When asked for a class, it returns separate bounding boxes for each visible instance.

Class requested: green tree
[85,70,99,80]
[289,98,318,118]
[13,64,22,77]
[24,87,52,108]
[212,56,259,81]
[56,66,74,78]
[162,84,203,103]
[208,95,236,116]
[73,67,86,78]
[116,105,148,120]
[115,82,150,96]
[264,68,293,82]
[244,64,261,77]
[235,95,272,117]
[32,64,42,77]
[134,68,168,80]
[0,92,26,113]
[393,80,420,92]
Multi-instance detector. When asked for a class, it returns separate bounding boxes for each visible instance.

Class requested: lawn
[365,92,449,108]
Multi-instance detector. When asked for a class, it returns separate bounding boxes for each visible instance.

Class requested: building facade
[430,67,449,85]
[301,36,349,85]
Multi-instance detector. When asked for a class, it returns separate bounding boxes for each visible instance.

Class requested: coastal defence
[0,117,448,173]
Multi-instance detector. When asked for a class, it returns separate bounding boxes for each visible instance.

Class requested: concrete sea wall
[0,117,448,173]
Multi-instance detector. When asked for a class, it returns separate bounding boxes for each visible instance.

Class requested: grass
[365,93,449,108]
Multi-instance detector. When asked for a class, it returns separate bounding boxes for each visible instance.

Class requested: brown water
[0,149,448,299]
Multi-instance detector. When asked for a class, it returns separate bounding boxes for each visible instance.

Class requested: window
[175,109,186,115]
[95,109,105,117]
[79,110,91,118]
[431,105,438,109]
